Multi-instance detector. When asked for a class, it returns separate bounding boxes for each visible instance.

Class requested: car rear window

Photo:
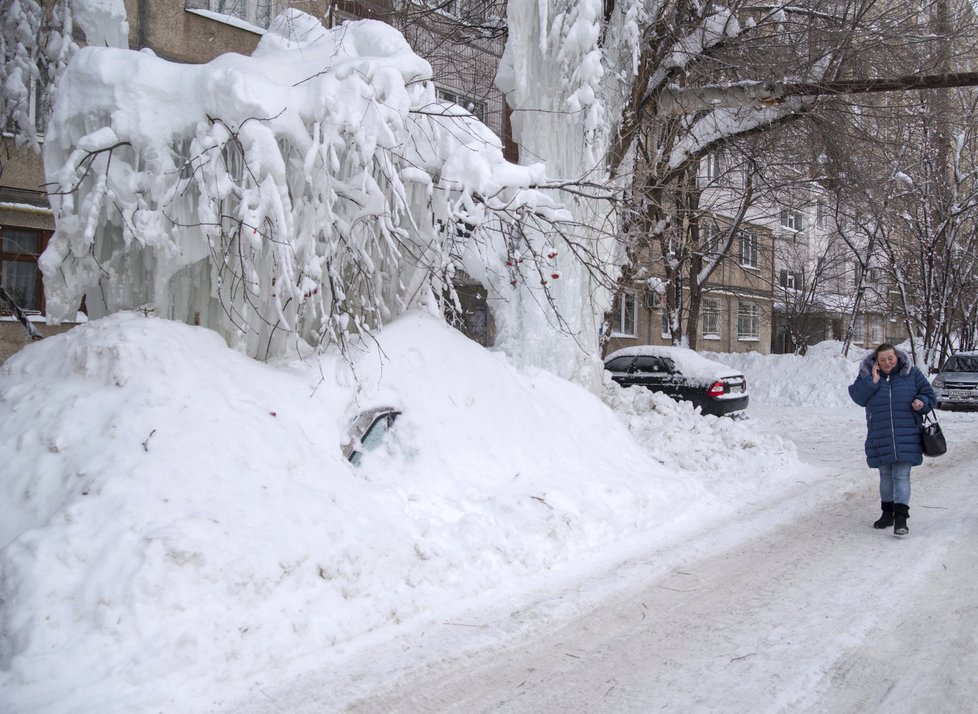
[632,355,666,373]
[605,356,634,372]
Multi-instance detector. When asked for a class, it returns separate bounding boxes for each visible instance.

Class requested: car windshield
[946,355,978,372]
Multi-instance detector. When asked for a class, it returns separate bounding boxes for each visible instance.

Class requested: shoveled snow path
[235,407,978,713]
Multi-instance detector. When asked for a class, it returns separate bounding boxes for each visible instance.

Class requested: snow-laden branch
[41,12,570,361]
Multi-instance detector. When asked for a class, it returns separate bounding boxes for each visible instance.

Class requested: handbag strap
[922,410,941,426]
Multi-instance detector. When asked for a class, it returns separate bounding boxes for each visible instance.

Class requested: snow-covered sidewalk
[233,406,978,713]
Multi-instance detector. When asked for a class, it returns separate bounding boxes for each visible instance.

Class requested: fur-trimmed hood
[858,348,913,378]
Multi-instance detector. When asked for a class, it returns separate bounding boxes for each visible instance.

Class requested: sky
[0,309,870,713]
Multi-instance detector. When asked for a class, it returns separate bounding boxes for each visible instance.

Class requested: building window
[738,230,759,269]
[816,202,826,228]
[781,208,804,231]
[428,0,490,20]
[704,152,724,180]
[703,298,720,338]
[871,317,883,344]
[853,318,866,344]
[779,269,804,291]
[853,262,881,286]
[612,291,637,336]
[436,87,488,124]
[1,227,46,314]
[200,1,281,29]
[660,311,671,338]
[737,301,759,340]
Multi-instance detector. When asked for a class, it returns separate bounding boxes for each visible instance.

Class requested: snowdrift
[0,311,808,712]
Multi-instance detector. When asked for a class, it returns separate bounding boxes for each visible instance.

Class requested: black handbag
[921,412,947,457]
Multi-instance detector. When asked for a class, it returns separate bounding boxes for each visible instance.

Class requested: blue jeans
[879,462,912,505]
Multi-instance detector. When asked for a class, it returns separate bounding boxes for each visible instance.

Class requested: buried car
[931,351,978,410]
[604,345,749,416]
[343,407,402,464]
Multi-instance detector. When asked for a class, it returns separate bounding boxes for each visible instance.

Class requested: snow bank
[0,313,803,713]
[705,342,868,407]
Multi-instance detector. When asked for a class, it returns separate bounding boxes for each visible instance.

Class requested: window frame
[435,86,489,125]
[1,226,49,315]
[737,301,759,341]
[198,0,282,30]
[702,298,720,339]
[612,290,637,337]
[738,230,759,269]
[780,208,804,232]
[870,317,883,344]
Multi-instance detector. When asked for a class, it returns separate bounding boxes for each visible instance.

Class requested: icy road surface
[236,406,978,713]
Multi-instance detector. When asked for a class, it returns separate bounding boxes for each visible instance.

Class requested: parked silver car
[932,351,978,410]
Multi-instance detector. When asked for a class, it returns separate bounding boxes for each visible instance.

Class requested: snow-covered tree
[498,0,978,361]
[1,0,127,154]
[39,11,576,362]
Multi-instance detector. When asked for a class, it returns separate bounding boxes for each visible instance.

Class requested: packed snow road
[235,406,978,714]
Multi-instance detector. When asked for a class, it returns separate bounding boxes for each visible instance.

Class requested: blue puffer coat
[848,349,937,467]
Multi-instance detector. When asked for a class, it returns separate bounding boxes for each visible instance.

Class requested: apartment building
[1,0,509,361]
[604,219,775,356]
[770,196,902,354]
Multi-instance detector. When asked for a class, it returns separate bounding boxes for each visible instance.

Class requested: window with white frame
[705,152,724,180]
[661,310,671,338]
[612,291,637,336]
[738,230,759,268]
[816,202,826,228]
[853,318,866,344]
[779,269,804,291]
[871,317,883,343]
[737,302,759,340]
[780,208,804,231]
[702,298,720,338]
[436,87,488,124]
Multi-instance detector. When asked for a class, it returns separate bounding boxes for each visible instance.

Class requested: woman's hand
[871,362,880,384]
[912,399,924,411]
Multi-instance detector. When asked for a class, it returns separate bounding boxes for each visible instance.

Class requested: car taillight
[707,381,725,397]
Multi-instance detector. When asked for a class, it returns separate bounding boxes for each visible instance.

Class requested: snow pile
[705,343,868,407]
[0,313,806,713]
[40,11,565,364]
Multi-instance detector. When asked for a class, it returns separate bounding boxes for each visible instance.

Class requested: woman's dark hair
[875,343,897,356]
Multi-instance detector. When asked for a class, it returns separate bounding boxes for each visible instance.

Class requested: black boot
[873,501,895,529]
[893,503,910,536]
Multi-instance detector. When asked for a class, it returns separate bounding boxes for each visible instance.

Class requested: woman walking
[848,343,937,535]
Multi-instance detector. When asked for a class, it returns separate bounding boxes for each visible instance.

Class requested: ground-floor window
[870,317,882,344]
[703,298,720,338]
[737,301,759,340]
[1,226,47,313]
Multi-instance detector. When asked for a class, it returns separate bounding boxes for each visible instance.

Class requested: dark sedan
[605,345,749,416]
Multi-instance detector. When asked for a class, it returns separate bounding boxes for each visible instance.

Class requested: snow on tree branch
[40,11,569,361]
